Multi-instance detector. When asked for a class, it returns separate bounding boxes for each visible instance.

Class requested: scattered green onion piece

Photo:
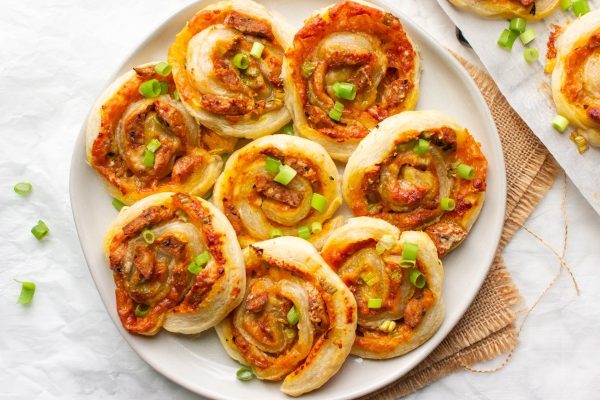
[524,48,539,63]
[250,41,265,58]
[378,234,396,252]
[414,138,430,155]
[367,298,383,309]
[400,259,416,269]
[509,18,527,34]
[455,163,475,180]
[402,242,418,262]
[31,220,49,240]
[520,28,537,45]
[329,101,344,121]
[112,198,125,211]
[265,156,282,173]
[232,53,249,70]
[440,197,456,211]
[188,261,203,275]
[270,228,283,238]
[236,367,255,381]
[139,79,161,98]
[16,281,36,305]
[287,306,300,325]
[302,61,317,78]
[274,165,297,185]
[552,115,570,133]
[409,269,426,289]
[143,149,155,168]
[310,221,322,233]
[572,0,590,16]
[375,242,386,255]
[361,272,377,286]
[134,304,150,317]
[280,123,294,135]
[497,29,519,50]
[173,90,181,101]
[142,229,155,244]
[310,193,327,213]
[333,82,357,100]
[194,250,211,267]
[560,0,572,10]
[298,225,311,239]
[146,138,161,153]
[14,182,32,195]
[159,81,168,95]
[154,61,172,76]
[391,271,400,281]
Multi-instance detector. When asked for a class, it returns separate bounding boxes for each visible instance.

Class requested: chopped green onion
[552,115,570,133]
[298,225,311,239]
[188,261,203,274]
[143,149,155,168]
[402,242,418,262]
[497,29,519,50]
[440,197,456,211]
[14,182,32,195]
[310,193,327,213]
[409,269,426,289]
[520,28,537,45]
[159,81,168,95]
[16,281,36,305]
[250,41,265,58]
[194,250,211,266]
[270,228,283,238]
[134,304,150,317]
[274,165,297,185]
[391,271,400,281]
[379,320,396,333]
[375,234,396,256]
[333,82,357,100]
[154,61,172,76]
[287,306,300,325]
[173,90,181,101]
[572,0,590,16]
[310,221,322,233]
[142,229,155,244]
[265,156,282,173]
[232,53,249,70]
[560,0,572,10]
[400,258,416,268]
[280,123,294,135]
[455,163,475,180]
[139,79,161,98]
[112,198,125,211]
[146,138,161,153]
[524,48,539,63]
[236,366,255,381]
[414,139,430,155]
[509,18,527,34]
[375,243,386,255]
[31,220,49,240]
[367,298,383,309]
[361,272,378,286]
[329,101,344,121]
[302,61,317,78]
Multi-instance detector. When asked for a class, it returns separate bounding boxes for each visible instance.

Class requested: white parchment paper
[437,0,600,215]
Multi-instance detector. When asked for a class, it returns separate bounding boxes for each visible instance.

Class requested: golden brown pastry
[216,237,357,396]
[448,0,559,19]
[343,110,487,257]
[283,0,420,161]
[86,62,235,205]
[168,0,293,139]
[321,217,444,359]
[212,134,343,248]
[103,192,245,336]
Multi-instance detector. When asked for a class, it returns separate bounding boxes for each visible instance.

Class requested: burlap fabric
[360,59,560,399]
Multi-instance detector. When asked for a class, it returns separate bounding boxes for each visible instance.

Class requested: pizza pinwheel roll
[448,0,559,20]
[213,135,343,248]
[283,0,420,161]
[321,217,444,359]
[103,192,245,336]
[552,9,600,146]
[86,62,235,205]
[216,237,357,396]
[343,111,487,257]
[168,0,293,139]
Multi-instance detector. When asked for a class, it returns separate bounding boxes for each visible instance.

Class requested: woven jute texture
[360,59,560,399]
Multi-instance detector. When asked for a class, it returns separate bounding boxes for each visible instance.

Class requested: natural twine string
[463,173,579,374]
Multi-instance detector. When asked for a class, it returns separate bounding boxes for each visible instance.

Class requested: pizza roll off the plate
[283,0,420,161]
[552,9,600,146]
[213,135,343,248]
[86,62,234,205]
[321,217,444,359]
[216,237,357,396]
[343,111,487,257]
[448,0,559,20]
[168,0,293,139]
[103,192,245,336]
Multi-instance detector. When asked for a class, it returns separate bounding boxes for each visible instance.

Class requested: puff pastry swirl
[103,192,245,336]
[216,237,357,396]
[343,111,487,257]
[448,0,559,20]
[321,217,444,359]
[168,0,293,139]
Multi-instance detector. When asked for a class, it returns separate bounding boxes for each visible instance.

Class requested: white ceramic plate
[69,1,507,399]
